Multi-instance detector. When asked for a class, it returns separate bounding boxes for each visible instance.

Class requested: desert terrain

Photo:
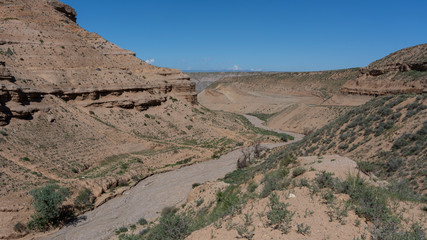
[0,0,426,240]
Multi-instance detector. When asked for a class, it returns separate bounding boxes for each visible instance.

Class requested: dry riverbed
[41,116,303,240]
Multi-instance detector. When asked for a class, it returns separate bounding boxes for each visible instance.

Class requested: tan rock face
[341,44,427,95]
[0,0,197,125]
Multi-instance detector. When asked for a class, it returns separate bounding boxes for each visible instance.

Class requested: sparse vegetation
[138,217,148,225]
[292,166,306,178]
[266,193,294,234]
[74,188,94,211]
[28,184,71,231]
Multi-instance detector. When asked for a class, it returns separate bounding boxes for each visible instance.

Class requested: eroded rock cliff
[341,44,427,95]
[0,0,196,126]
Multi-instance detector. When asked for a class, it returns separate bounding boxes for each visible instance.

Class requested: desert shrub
[296,223,311,235]
[13,222,28,233]
[247,181,258,193]
[371,221,426,240]
[321,189,336,204]
[326,201,350,224]
[382,120,394,130]
[210,185,242,219]
[385,157,403,172]
[385,96,407,108]
[297,178,310,188]
[314,171,336,189]
[377,106,393,116]
[387,180,424,202]
[191,183,201,188]
[235,224,255,239]
[138,217,148,225]
[196,198,204,207]
[339,132,349,141]
[74,188,94,211]
[292,167,306,178]
[222,168,253,185]
[28,184,70,231]
[260,168,291,198]
[115,227,128,235]
[148,207,191,240]
[357,161,378,173]
[169,96,178,102]
[118,234,142,240]
[393,133,415,150]
[266,193,294,234]
[339,175,389,222]
[390,112,402,120]
[338,143,349,150]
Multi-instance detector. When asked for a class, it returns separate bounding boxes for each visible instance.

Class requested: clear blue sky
[62,0,427,72]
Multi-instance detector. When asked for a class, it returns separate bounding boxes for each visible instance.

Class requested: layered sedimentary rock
[341,44,427,95]
[0,0,196,125]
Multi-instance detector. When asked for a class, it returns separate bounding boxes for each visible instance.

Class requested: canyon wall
[0,0,196,126]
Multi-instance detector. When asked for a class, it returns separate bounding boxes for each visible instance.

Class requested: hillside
[198,44,427,134]
[341,44,427,95]
[198,68,370,133]
[299,94,427,194]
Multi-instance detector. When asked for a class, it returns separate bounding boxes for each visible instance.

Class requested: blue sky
[62,0,427,72]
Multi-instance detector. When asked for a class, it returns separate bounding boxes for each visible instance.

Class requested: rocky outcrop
[0,0,197,126]
[47,0,77,22]
[0,66,196,125]
[341,44,427,95]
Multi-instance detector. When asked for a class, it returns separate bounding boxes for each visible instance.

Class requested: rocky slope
[0,0,196,126]
[341,44,427,95]
[299,94,427,194]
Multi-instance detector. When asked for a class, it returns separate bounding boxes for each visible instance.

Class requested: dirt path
[42,116,304,240]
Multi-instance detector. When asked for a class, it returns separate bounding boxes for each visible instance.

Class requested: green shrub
[138,217,148,225]
[148,206,191,240]
[296,223,311,235]
[74,188,94,211]
[13,222,28,233]
[260,168,291,198]
[321,189,336,204]
[385,157,403,172]
[196,198,204,207]
[115,227,128,235]
[211,185,242,219]
[314,171,336,189]
[266,193,294,234]
[339,175,390,222]
[118,234,142,240]
[292,167,306,178]
[247,181,258,193]
[28,184,70,231]
[357,161,378,173]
